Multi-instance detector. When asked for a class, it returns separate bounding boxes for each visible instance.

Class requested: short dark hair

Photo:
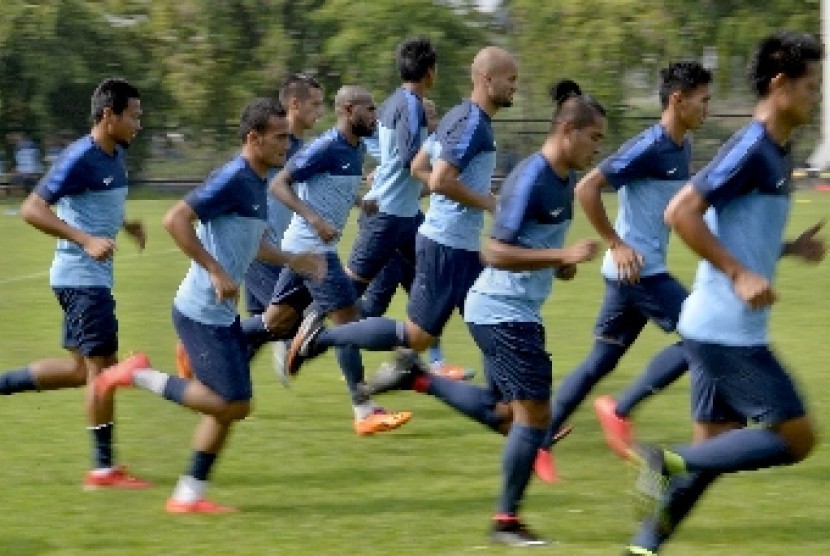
[396,37,437,82]
[749,31,822,97]
[549,79,606,129]
[239,98,286,143]
[279,73,322,105]
[91,78,140,123]
[659,61,713,108]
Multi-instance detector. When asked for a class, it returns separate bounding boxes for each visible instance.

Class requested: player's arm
[270,168,337,243]
[577,167,643,283]
[482,237,598,272]
[20,192,115,261]
[162,200,237,302]
[256,236,326,282]
[428,159,496,213]
[121,218,146,250]
[665,184,774,309]
[411,145,432,185]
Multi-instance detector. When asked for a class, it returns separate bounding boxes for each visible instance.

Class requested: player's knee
[221,400,251,422]
[263,306,298,336]
[778,417,819,463]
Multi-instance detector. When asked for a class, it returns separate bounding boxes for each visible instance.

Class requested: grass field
[1,192,830,555]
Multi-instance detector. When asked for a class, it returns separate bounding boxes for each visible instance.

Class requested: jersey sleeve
[33,152,87,204]
[284,139,331,184]
[691,137,760,209]
[438,110,487,172]
[597,133,658,190]
[361,132,381,163]
[396,95,426,168]
[185,169,241,222]
[491,161,539,244]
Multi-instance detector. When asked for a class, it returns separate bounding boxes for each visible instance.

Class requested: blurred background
[0,0,821,194]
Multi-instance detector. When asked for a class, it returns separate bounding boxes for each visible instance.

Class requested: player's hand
[310,214,339,243]
[563,239,600,266]
[787,219,826,263]
[289,252,327,282]
[733,268,777,310]
[123,219,147,251]
[611,241,645,284]
[484,193,498,214]
[83,235,116,261]
[360,198,379,215]
[556,263,577,281]
[209,268,239,304]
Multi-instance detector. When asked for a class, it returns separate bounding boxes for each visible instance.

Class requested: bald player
[286,47,519,408]
[270,85,413,436]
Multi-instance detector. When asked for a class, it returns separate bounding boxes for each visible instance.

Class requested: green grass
[1,192,830,555]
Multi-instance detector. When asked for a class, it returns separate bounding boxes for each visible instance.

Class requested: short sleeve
[185,168,241,222]
[597,132,658,190]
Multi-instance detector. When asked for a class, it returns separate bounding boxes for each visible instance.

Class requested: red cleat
[594,395,634,459]
[533,448,560,484]
[94,353,151,398]
[84,466,153,490]
[166,498,238,514]
[175,341,193,380]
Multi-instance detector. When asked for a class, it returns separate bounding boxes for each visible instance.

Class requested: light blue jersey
[34,135,129,288]
[280,128,364,253]
[174,156,268,326]
[465,153,575,324]
[368,88,427,216]
[598,123,691,280]
[419,100,496,251]
[679,121,792,346]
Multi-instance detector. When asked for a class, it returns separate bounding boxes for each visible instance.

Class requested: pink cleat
[166,498,238,514]
[84,466,153,490]
[533,448,560,484]
[594,395,634,459]
[94,353,151,398]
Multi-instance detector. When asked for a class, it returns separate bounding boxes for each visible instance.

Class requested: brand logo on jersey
[252,205,261,211]
[103,176,114,186]
[550,207,564,218]
[776,177,786,189]
[666,167,678,175]
[341,163,351,170]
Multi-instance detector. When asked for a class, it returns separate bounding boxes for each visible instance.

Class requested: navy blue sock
[335,345,367,405]
[497,424,546,515]
[90,422,114,469]
[425,376,504,431]
[162,376,189,404]
[316,317,407,351]
[0,367,37,394]
[615,342,687,417]
[545,341,626,445]
[631,471,718,552]
[675,428,793,473]
[188,450,218,481]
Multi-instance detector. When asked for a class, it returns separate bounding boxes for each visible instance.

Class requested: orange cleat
[354,408,413,436]
[175,341,193,380]
[166,498,238,514]
[429,362,475,381]
[594,395,634,459]
[84,466,153,490]
[94,353,151,398]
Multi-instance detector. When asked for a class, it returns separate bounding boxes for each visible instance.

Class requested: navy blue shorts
[273,252,356,315]
[53,287,118,357]
[361,251,415,317]
[407,234,483,337]
[685,339,807,426]
[244,259,284,316]
[172,307,252,402]
[468,321,552,402]
[348,212,420,281]
[268,264,315,315]
[593,273,688,346]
